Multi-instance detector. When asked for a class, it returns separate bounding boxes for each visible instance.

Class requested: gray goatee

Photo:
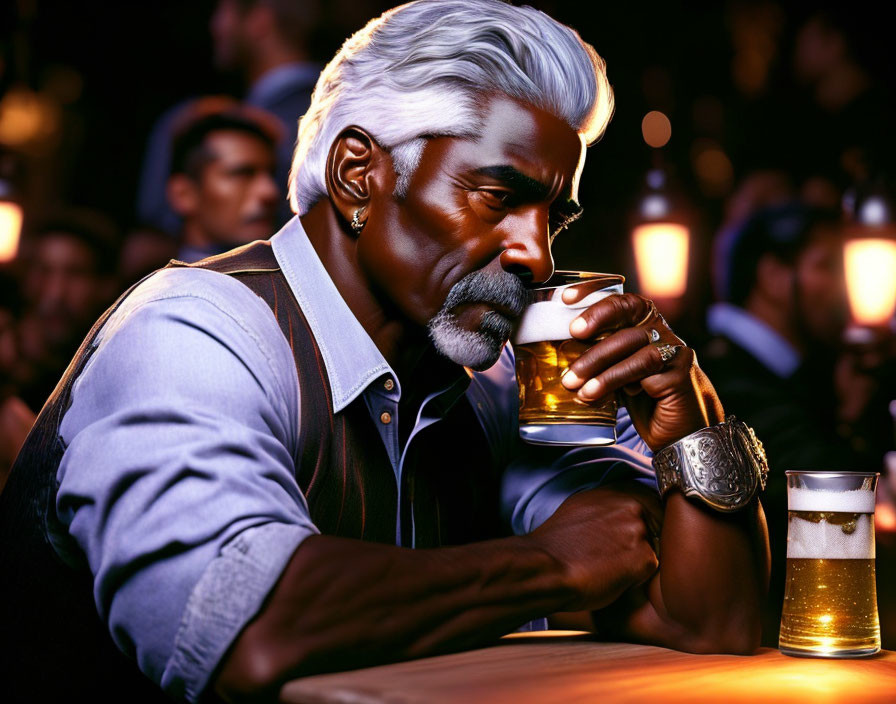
[428,269,528,370]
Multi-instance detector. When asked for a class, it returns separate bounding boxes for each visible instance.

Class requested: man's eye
[477,190,513,210]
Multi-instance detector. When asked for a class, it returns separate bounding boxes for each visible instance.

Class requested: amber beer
[779,472,880,658]
[513,272,623,446]
[516,338,617,423]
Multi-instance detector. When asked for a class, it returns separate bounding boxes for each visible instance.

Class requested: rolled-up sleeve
[470,345,656,537]
[56,268,318,702]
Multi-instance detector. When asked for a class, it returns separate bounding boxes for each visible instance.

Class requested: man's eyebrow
[473,165,551,201]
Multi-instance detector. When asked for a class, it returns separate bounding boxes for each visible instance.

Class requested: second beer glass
[779,470,880,658]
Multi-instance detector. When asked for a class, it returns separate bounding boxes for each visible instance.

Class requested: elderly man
[0,2,770,702]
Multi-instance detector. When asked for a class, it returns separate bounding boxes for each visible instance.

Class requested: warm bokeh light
[0,85,61,150]
[633,223,689,298]
[693,145,734,196]
[641,111,672,148]
[844,238,896,325]
[875,500,896,533]
[0,201,23,262]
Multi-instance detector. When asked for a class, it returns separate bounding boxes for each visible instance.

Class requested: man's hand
[527,483,662,611]
[558,291,724,450]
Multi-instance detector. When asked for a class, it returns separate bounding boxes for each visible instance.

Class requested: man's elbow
[213,643,285,704]
[681,611,763,655]
[213,629,315,704]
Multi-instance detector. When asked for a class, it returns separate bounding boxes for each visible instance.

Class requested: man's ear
[325,127,390,235]
[166,175,200,218]
[755,252,793,306]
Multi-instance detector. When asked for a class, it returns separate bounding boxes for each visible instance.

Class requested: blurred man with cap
[166,99,282,262]
[138,0,321,232]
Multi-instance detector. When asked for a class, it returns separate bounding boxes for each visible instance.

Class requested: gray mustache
[442,269,529,318]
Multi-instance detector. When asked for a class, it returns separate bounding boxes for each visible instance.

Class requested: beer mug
[513,271,624,446]
[779,471,881,658]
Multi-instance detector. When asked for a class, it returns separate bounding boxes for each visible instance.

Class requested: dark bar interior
[1,1,895,701]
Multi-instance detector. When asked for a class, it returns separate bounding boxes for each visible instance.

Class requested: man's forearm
[214,533,573,701]
[597,493,770,654]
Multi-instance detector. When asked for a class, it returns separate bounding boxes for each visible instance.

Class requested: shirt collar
[271,217,395,412]
[246,62,320,106]
[706,303,802,378]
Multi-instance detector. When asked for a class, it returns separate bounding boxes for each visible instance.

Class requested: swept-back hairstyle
[288,0,614,215]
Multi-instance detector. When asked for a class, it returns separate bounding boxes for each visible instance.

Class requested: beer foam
[787,514,875,560]
[788,488,876,513]
[513,288,620,345]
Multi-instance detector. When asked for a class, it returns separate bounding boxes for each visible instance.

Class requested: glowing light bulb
[633,223,689,298]
[0,201,23,262]
[844,238,896,325]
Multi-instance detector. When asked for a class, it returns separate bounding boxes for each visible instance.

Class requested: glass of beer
[779,470,880,658]
[513,271,624,446]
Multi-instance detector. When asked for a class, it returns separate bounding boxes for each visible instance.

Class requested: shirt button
[380,411,392,425]
[384,378,395,391]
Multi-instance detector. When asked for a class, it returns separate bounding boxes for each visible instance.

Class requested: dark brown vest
[0,241,503,701]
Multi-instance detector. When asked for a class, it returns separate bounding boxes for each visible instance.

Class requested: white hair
[288,0,614,215]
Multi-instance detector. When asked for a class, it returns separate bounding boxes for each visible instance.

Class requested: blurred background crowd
[1,0,895,647]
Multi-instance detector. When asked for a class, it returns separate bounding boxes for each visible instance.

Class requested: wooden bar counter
[280,631,896,703]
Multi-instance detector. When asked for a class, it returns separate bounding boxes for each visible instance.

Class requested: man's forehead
[472,97,580,148]
[36,236,97,269]
[451,96,586,195]
[206,129,273,156]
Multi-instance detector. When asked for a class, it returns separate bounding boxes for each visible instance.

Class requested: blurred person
[137,0,322,233]
[732,3,896,198]
[15,209,119,412]
[0,270,34,492]
[166,101,281,262]
[718,169,795,235]
[706,201,867,465]
[787,5,895,187]
[701,200,871,645]
[2,2,770,701]
[790,7,895,186]
[118,225,179,288]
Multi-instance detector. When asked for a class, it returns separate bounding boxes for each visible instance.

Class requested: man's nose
[498,210,555,284]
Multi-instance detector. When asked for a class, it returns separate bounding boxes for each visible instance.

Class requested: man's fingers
[560,327,654,391]
[575,344,672,401]
[568,293,657,339]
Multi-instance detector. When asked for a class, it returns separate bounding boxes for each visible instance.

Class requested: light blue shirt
[56,216,655,701]
[706,303,801,378]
